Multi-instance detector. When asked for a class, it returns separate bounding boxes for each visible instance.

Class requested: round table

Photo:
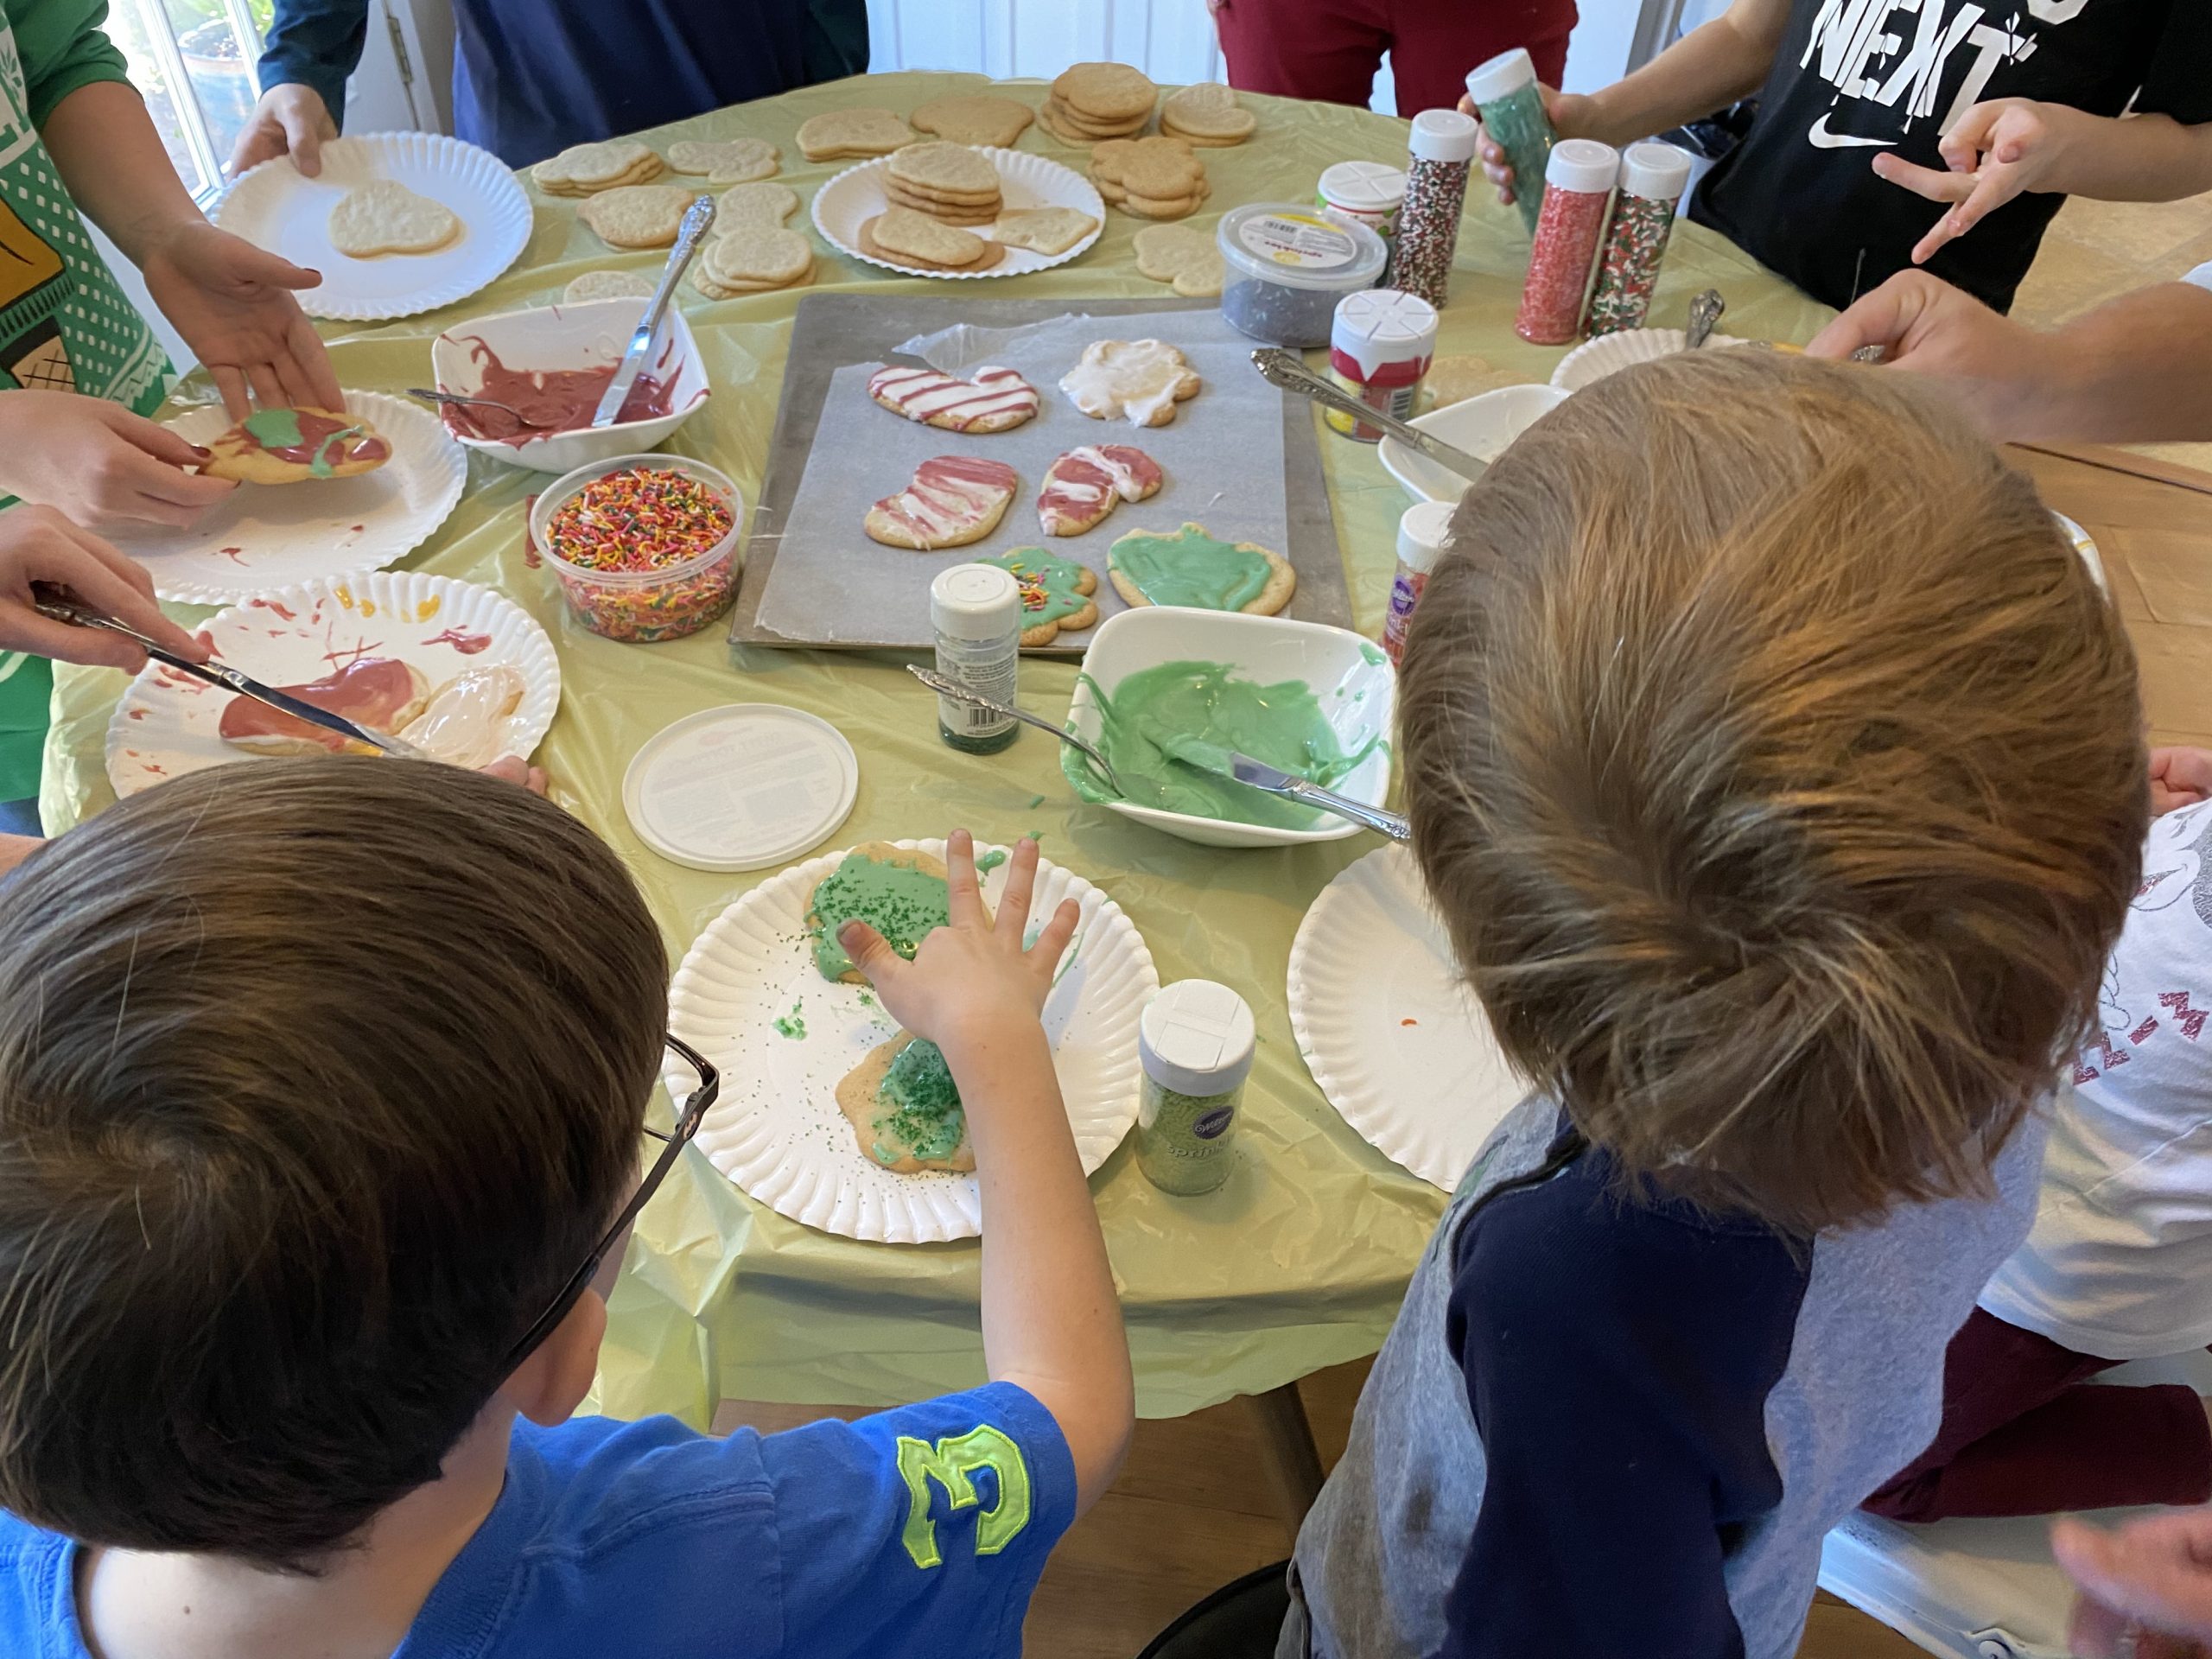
[43,73,1835,1425]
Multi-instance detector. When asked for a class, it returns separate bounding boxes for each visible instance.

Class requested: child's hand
[0,503,210,670]
[477,755,550,797]
[138,221,346,422]
[1459,84,1596,207]
[838,830,1079,1057]
[2149,748,2212,817]
[2057,1512,2212,1655]
[227,84,337,179]
[0,391,234,531]
[1875,99,2090,266]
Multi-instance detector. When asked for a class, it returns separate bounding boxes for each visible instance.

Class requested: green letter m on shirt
[895,1426,1033,1570]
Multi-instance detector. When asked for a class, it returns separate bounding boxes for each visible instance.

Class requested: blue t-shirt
[0,1382,1072,1657]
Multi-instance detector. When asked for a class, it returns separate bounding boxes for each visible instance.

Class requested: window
[104,0,274,201]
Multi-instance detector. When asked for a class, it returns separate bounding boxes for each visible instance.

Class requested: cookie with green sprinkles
[1106,521,1295,616]
[836,1032,974,1173]
[981,547,1101,645]
[806,841,975,983]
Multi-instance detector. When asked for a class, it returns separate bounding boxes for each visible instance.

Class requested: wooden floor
[720,1358,1929,1657]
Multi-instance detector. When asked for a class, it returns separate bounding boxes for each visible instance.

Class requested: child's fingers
[1910,168,2014,264]
[1871,152,1977,205]
[943,828,983,926]
[1028,898,1080,982]
[993,837,1040,940]
[838,920,907,989]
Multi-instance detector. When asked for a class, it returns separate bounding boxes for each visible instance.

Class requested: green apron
[0,9,172,802]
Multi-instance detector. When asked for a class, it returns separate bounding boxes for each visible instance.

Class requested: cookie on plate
[563,270,658,303]
[531,139,663,195]
[806,840,954,982]
[576,184,694,249]
[218,658,429,755]
[982,547,1101,646]
[327,181,459,257]
[798,107,917,162]
[865,455,1020,550]
[858,209,1006,272]
[837,1033,974,1174]
[200,407,392,484]
[1038,444,1162,537]
[911,94,1035,149]
[1059,339,1201,427]
[713,181,802,228]
[867,364,1039,433]
[990,207,1098,256]
[1132,223,1224,296]
[1108,522,1295,616]
[690,225,814,297]
[666,137,779,185]
[1160,81,1256,146]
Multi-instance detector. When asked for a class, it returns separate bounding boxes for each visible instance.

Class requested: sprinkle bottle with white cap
[1383,498,1455,665]
[1515,137,1620,345]
[929,563,1020,755]
[1326,289,1439,443]
[1136,980,1257,1196]
[1383,109,1479,309]
[1465,48,1557,237]
[1587,142,1694,336]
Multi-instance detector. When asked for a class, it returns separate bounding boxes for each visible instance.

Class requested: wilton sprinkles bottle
[1465,48,1557,237]
[930,563,1020,754]
[1587,143,1694,337]
[1515,138,1618,346]
[1383,109,1479,310]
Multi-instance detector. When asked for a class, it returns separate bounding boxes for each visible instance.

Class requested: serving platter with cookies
[811,146,1104,279]
[217,133,531,321]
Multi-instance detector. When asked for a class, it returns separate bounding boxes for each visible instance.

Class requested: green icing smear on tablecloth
[1109,524,1273,611]
[1067,660,1377,830]
[809,851,950,979]
[868,1038,966,1166]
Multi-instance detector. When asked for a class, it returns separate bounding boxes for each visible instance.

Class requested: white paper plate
[1549,327,1749,392]
[103,391,467,605]
[1287,844,1528,1192]
[812,148,1104,280]
[105,572,560,799]
[216,132,533,321]
[668,839,1157,1243]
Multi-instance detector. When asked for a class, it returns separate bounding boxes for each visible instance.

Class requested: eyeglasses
[500,1034,719,1373]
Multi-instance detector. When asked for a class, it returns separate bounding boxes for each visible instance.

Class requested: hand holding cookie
[0,391,234,531]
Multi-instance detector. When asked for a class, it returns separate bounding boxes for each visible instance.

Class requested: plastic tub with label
[1217,202,1389,348]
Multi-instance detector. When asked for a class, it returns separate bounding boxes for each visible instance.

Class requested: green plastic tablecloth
[42,73,1834,1424]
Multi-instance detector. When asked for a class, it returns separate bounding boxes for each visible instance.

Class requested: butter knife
[1161,734,1408,841]
[590,194,717,429]
[1249,348,1491,486]
[33,588,433,761]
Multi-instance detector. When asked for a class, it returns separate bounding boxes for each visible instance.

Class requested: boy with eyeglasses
[0,759,1130,1659]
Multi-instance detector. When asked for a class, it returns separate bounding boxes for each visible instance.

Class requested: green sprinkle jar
[1135,980,1257,1196]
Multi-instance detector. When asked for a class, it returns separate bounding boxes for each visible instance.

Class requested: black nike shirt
[1690,0,2212,313]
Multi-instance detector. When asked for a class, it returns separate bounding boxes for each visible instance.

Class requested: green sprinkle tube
[1135,980,1257,1197]
[1466,48,1557,238]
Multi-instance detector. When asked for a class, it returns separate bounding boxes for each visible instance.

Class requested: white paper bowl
[1377,383,1570,504]
[430,298,710,474]
[1549,327,1748,392]
[1063,607,1395,849]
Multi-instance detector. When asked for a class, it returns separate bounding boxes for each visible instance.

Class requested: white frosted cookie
[714,181,802,229]
[577,185,693,249]
[563,270,657,304]
[666,137,780,185]
[867,365,1039,433]
[991,207,1098,256]
[327,181,459,257]
[798,108,917,162]
[1059,339,1201,428]
[864,455,1020,550]
[532,140,663,195]
[1132,223,1224,296]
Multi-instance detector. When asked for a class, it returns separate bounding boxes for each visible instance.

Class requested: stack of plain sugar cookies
[1040,62,1159,144]
[694,182,813,298]
[884,143,1002,226]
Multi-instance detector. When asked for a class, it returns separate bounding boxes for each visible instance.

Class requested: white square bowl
[1062,607,1396,849]
[1377,382,1571,505]
[429,297,710,474]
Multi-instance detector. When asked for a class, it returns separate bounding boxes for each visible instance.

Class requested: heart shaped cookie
[868,365,1039,433]
[864,456,1020,550]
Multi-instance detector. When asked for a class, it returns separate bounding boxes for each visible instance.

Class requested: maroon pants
[1864,1308,2212,1521]
[1212,0,1576,119]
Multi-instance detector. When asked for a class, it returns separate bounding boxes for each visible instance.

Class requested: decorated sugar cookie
[805,842,957,982]
[837,1032,975,1173]
[1107,522,1295,615]
[864,455,1019,550]
[1037,445,1161,537]
[867,364,1039,433]
[982,547,1101,646]
[1059,339,1201,428]
[200,407,391,484]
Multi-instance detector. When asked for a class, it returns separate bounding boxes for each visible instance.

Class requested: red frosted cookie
[1037,444,1163,537]
[864,455,1020,550]
[867,364,1040,434]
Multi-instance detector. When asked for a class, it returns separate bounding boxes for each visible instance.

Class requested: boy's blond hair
[1402,352,2144,1233]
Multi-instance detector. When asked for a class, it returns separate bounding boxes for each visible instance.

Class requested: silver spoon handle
[1686,288,1726,349]
[905,664,1120,789]
[1249,348,1490,484]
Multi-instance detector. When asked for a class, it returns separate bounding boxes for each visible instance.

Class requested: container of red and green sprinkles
[531,454,744,643]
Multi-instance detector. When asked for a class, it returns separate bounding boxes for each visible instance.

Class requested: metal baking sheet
[729,294,1349,655]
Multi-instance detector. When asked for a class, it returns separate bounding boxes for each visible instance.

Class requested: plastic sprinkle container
[1316,161,1408,245]
[1217,203,1389,349]
[531,454,744,643]
[1327,289,1438,442]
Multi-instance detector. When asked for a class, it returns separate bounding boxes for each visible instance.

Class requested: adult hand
[1806,270,2039,437]
[0,391,234,531]
[1873,99,2088,266]
[137,220,343,420]
[837,830,1079,1057]
[478,754,550,797]
[1458,84,1596,206]
[0,503,211,672]
[2150,748,2212,817]
[2057,1513,2212,1656]
[226,84,337,179]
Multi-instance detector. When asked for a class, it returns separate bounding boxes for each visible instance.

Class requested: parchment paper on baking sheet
[752,308,1300,651]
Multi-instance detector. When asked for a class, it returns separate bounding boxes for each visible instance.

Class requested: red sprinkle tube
[1516,182,1612,345]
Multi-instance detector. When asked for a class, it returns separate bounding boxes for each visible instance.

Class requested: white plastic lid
[1620,141,1693,201]
[1544,137,1619,195]
[1317,160,1408,212]
[622,703,859,872]
[1140,980,1257,1097]
[1465,47,1536,106]
[931,563,1020,641]
[1332,289,1439,376]
[1396,499,1457,573]
[1408,108,1479,164]
[1217,203,1389,291]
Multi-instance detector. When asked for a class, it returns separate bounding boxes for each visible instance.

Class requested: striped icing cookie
[867,365,1039,434]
